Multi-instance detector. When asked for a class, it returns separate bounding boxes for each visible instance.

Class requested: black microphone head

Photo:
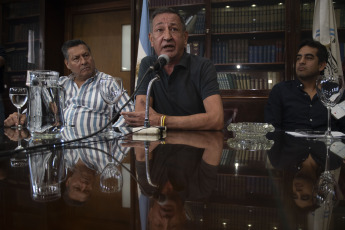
[151,54,170,72]
[158,54,169,66]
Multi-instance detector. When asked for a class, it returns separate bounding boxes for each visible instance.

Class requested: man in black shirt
[122,8,224,130]
[265,39,345,132]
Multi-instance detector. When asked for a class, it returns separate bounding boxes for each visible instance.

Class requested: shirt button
[310,119,313,122]
[310,104,312,107]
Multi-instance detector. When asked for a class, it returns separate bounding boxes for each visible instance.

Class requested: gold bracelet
[160,116,163,127]
[162,115,166,127]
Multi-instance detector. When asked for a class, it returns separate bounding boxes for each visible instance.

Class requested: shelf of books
[211,1,285,33]
[217,71,282,90]
[2,0,40,87]
[211,1,286,93]
[149,0,205,8]
[181,147,285,228]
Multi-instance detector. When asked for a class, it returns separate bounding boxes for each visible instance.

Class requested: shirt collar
[176,52,188,69]
[295,78,305,90]
[68,69,99,82]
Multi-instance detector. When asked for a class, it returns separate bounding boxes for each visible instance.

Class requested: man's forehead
[297,46,317,55]
[68,45,89,56]
[152,13,180,26]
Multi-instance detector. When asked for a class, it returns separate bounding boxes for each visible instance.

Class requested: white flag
[312,0,343,77]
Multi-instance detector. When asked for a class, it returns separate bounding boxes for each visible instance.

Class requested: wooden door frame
[64,1,130,76]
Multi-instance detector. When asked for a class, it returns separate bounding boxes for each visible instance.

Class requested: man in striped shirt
[63,135,129,204]
[4,39,134,133]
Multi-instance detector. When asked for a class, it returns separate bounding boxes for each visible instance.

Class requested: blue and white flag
[136,0,151,86]
[312,0,343,77]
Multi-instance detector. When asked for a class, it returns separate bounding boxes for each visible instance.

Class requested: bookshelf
[131,0,345,123]
[0,0,64,116]
[183,145,285,229]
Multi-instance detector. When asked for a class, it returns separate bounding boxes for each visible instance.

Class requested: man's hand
[121,107,162,127]
[122,140,160,161]
[4,113,27,127]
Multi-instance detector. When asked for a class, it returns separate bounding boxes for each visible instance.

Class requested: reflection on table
[0,127,344,230]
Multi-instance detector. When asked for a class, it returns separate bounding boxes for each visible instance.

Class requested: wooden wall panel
[72,10,131,93]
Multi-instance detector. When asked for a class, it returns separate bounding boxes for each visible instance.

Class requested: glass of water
[9,87,28,130]
[99,76,123,136]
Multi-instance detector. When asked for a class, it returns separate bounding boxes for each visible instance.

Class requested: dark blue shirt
[264,79,345,132]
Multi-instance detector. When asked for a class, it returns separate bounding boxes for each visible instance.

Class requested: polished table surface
[0,126,345,230]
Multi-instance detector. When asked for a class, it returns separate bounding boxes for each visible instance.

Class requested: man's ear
[184,31,189,45]
[64,59,70,70]
[319,61,327,72]
[149,33,154,47]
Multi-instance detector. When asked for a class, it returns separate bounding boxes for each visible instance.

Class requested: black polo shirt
[136,52,220,116]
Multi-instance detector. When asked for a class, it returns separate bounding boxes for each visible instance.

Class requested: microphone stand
[132,73,166,139]
[144,74,160,128]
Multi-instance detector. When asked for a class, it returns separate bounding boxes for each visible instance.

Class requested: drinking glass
[316,75,344,138]
[99,76,123,136]
[9,87,28,130]
[100,162,123,193]
[28,151,64,202]
[314,142,339,207]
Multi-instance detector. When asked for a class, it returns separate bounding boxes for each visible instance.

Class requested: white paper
[286,131,345,138]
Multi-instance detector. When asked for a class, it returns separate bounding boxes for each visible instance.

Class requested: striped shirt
[64,137,129,174]
[59,70,134,134]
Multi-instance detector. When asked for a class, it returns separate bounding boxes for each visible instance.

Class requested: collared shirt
[136,52,220,116]
[264,79,345,131]
[59,70,134,134]
[64,137,129,174]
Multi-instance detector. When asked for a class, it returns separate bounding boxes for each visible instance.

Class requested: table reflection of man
[63,136,129,206]
[4,127,30,142]
[127,131,223,230]
[267,132,343,210]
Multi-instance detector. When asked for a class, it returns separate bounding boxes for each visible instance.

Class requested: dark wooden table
[0,127,344,230]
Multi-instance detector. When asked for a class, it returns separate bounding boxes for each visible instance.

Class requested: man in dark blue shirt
[265,39,345,132]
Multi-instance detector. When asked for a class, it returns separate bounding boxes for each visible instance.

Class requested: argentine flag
[312,0,343,77]
[136,0,151,86]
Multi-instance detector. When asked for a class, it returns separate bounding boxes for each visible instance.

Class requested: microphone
[149,54,169,72]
